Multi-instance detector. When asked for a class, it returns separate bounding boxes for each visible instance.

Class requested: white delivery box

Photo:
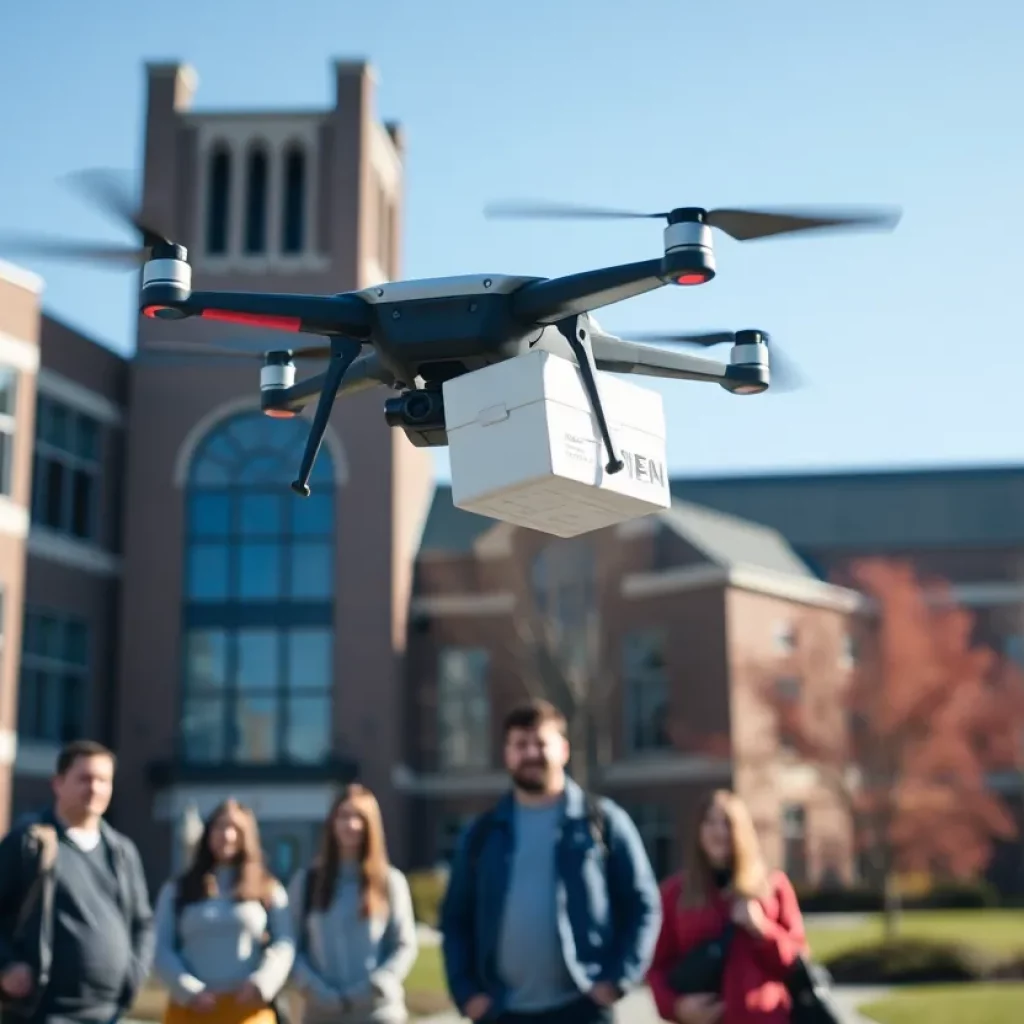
[443,349,671,538]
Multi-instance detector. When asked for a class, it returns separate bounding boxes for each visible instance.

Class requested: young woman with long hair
[647,790,807,1024]
[153,799,296,1024]
[288,784,417,1024]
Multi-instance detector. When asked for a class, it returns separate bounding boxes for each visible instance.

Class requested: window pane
[231,694,278,762]
[291,493,333,536]
[17,669,39,735]
[289,542,332,599]
[70,469,94,539]
[238,543,283,599]
[287,629,332,690]
[45,402,70,450]
[187,544,230,601]
[0,432,12,497]
[285,695,330,763]
[240,493,283,535]
[37,616,61,658]
[0,367,15,416]
[237,630,279,691]
[39,672,64,741]
[188,493,231,537]
[60,674,86,741]
[43,459,65,529]
[75,415,99,461]
[184,631,228,692]
[181,696,225,763]
[64,622,89,666]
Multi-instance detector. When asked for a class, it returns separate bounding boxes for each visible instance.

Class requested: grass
[804,909,1024,963]
[860,983,1024,1023]
[129,947,454,1022]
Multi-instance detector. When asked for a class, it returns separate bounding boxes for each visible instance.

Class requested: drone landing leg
[290,335,364,497]
[557,316,625,475]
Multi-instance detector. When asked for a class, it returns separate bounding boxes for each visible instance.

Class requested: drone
[0,171,900,496]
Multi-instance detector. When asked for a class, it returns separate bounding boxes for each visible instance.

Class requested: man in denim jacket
[441,700,661,1024]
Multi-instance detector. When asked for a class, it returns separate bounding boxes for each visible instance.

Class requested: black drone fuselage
[139,212,769,494]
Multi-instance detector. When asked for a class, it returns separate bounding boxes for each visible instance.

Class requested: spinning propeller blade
[144,337,332,361]
[627,330,805,393]
[486,199,901,241]
[0,167,172,271]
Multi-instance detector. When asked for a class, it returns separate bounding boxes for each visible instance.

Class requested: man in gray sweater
[0,740,155,1024]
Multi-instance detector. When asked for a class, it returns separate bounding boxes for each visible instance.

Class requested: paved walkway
[417,984,893,1024]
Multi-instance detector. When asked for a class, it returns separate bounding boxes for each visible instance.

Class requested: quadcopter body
[0,173,901,499]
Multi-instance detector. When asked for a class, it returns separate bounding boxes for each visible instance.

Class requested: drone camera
[384,388,448,447]
[141,242,192,319]
[662,208,716,286]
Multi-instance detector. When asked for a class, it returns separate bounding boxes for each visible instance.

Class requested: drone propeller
[0,168,171,270]
[485,200,901,242]
[144,337,332,361]
[628,329,805,392]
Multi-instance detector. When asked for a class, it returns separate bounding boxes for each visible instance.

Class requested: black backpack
[464,792,609,870]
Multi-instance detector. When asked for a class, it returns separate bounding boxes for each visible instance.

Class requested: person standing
[152,798,295,1024]
[0,739,155,1024]
[287,784,418,1024]
[647,790,807,1024]
[440,699,662,1024]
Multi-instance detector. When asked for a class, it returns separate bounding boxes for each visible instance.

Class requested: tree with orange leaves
[770,558,1024,935]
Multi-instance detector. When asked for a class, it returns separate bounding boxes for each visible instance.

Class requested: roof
[670,464,1024,550]
[420,463,1024,557]
[658,500,816,578]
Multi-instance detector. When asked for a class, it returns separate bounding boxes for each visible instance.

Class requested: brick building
[0,59,1022,895]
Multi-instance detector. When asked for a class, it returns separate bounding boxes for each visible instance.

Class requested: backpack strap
[583,794,608,858]
[14,824,59,992]
[464,809,497,873]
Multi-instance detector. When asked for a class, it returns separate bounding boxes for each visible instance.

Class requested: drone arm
[262,351,393,416]
[590,335,728,383]
[510,260,669,324]
[141,289,374,337]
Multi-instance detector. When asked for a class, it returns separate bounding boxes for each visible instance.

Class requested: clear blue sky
[2,0,1022,483]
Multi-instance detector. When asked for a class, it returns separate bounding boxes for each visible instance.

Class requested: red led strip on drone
[200,310,302,331]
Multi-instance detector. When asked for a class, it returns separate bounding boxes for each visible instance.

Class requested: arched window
[244,145,269,254]
[206,145,232,256]
[180,411,335,767]
[282,145,306,254]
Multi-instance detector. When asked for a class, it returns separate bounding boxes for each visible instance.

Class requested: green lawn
[805,909,1024,963]
[861,983,1024,1023]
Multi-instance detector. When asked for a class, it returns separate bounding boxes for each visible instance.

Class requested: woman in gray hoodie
[288,784,418,1024]
[152,798,296,1024]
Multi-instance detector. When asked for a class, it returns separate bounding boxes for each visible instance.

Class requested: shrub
[797,879,999,914]
[408,867,449,928]
[824,938,1010,985]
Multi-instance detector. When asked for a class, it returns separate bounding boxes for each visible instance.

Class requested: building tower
[114,61,433,880]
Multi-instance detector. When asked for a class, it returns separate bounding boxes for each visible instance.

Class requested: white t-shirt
[65,826,102,852]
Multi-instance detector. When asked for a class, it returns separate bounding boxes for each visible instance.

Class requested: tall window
[623,630,671,754]
[437,647,490,770]
[532,541,596,678]
[180,412,335,766]
[18,610,90,743]
[0,366,16,497]
[31,396,100,540]
[628,803,675,880]
[282,145,306,254]
[206,145,232,256]
[782,804,808,884]
[244,146,269,255]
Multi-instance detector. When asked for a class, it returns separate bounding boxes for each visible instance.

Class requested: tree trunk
[569,710,592,792]
[882,869,902,941]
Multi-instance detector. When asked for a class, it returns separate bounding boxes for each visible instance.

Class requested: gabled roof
[670,464,1024,550]
[658,500,816,578]
[417,463,1024,558]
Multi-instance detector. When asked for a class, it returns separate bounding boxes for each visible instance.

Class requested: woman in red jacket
[647,790,807,1024]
